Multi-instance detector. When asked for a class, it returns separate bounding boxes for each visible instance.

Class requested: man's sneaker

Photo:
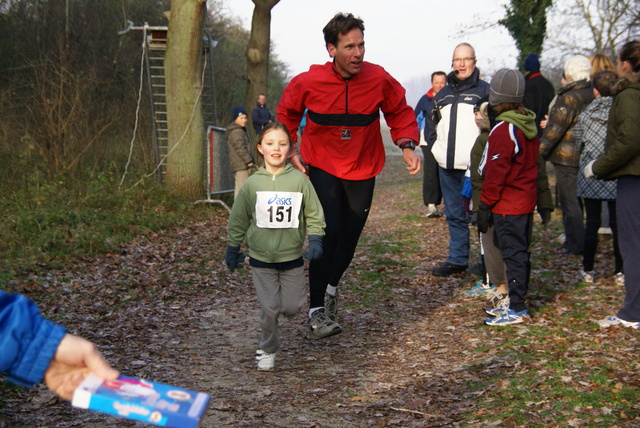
[256,350,276,371]
[597,316,640,329]
[485,309,530,326]
[324,291,339,322]
[465,280,496,297]
[579,270,594,284]
[425,204,441,218]
[308,308,342,339]
[614,272,625,286]
[432,262,468,277]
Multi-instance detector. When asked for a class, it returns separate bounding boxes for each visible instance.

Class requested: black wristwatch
[399,141,416,150]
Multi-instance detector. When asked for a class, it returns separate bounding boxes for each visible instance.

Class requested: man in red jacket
[277,12,420,339]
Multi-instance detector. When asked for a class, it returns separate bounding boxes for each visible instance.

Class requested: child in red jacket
[478,69,541,326]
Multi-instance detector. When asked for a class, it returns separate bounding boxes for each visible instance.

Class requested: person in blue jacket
[0,290,119,400]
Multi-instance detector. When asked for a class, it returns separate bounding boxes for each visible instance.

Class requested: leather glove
[477,201,493,234]
[303,235,323,260]
[538,208,552,226]
[225,245,245,272]
[583,160,595,179]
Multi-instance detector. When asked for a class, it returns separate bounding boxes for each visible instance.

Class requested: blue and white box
[72,374,210,427]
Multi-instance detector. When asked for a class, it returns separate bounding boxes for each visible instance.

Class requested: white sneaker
[256,350,276,371]
[614,272,625,286]
[597,316,640,329]
[579,270,594,284]
[425,204,441,218]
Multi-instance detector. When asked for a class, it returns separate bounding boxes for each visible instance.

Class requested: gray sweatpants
[481,225,507,286]
[251,266,306,353]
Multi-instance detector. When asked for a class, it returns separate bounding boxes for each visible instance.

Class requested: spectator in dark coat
[522,54,555,137]
[251,94,275,135]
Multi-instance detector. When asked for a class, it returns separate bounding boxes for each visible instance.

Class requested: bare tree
[545,0,639,60]
[164,0,207,199]
[244,0,280,113]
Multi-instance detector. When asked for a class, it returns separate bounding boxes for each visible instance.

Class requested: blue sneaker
[465,280,496,297]
[484,292,509,316]
[485,309,530,326]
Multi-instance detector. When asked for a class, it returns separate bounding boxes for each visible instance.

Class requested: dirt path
[0,157,550,427]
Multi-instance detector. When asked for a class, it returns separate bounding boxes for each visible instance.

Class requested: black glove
[225,245,245,272]
[303,235,323,260]
[477,201,493,234]
[538,208,552,226]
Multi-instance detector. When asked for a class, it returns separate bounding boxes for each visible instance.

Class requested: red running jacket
[277,61,418,180]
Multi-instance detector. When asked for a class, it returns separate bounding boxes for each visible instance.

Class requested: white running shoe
[256,350,276,371]
[579,270,594,284]
[597,316,640,329]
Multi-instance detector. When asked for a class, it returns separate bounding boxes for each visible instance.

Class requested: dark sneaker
[324,291,339,322]
[308,308,342,339]
[432,262,468,277]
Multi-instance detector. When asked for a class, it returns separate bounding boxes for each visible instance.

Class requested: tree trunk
[164,0,207,199]
[245,0,280,113]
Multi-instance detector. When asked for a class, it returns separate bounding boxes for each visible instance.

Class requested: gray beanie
[489,68,525,105]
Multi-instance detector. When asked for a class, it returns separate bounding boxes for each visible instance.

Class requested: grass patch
[0,160,215,284]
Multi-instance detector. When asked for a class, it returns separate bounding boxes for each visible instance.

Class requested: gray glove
[303,235,323,260]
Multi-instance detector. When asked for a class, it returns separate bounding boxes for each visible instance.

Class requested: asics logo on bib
[267,194,293,205]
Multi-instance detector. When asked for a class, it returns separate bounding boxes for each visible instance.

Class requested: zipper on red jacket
[344,79,349,114]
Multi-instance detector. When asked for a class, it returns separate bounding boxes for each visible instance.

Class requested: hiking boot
[432,262,468,277]
[485,309,530,326]
[256,350,276,371]
[614,272,625,286]
[579,270,594,284]
[308,308,342,339]
[465,280,496,298]
[597,316,640,329]
[324,291,339,322]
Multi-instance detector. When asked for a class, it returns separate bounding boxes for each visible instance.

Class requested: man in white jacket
[426,43,489,276]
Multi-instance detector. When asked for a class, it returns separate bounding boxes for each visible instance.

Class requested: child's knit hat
[489,68,525,105]
[232,106,248,118]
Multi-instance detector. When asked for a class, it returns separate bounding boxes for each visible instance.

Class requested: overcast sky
[221,0,520,107]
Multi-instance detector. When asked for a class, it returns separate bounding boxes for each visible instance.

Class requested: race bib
[255,191,303,228]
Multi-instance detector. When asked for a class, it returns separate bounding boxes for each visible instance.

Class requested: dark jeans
[582,198,622,273]
[308,167,375,308]
[421,145,442,206]
[616,176,640,322]
[493,213,533,313]
[554,164,584,253]
[439,167,470,266]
